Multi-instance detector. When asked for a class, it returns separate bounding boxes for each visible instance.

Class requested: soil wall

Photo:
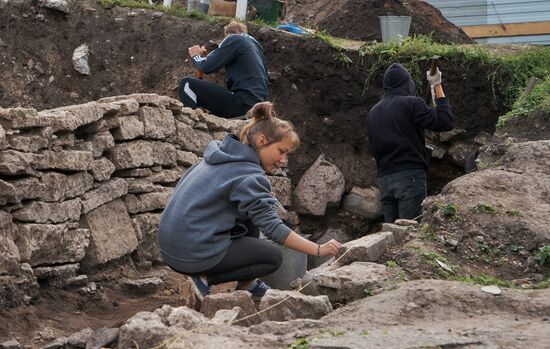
[0,1,509,209]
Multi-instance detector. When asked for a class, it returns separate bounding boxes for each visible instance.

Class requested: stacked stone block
[0,94,293,307]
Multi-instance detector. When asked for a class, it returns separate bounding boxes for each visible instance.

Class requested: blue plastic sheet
[276,23,307,35]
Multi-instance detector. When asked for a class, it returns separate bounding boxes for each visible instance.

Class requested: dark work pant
[178,76,250,118]
[198,222,282,285]
[378,169,427,223]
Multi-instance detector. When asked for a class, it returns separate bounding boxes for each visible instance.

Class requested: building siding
[424,0,550,45]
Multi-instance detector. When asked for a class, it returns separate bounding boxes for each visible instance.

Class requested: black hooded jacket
[366,63,454,177]
[192,33,268,108]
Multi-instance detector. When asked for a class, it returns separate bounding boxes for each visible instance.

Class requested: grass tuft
[357,36,550,113]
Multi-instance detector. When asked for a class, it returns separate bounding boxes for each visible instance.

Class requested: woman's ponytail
[239,102,299,151]
[246,101,275,121]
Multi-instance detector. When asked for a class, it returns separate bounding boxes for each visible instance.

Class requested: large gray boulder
[131,213,162,263]
[118,312,175,349]
[0,211,19,274]
[106,140,176,170]
[72,44,90,75]
[80,178,128,213]
[40,0,69,14]
[269,175,292,207]
[342,186,382,220]
[300,262,389,304]
[200,291,258,326]
[80,199,138,269]
[17,224,89,266]
[111,116,144,141]
[11,198,81,223]
[138,106,176,139]
[422,140,550,275]
[337,231,395,266]
[175,122,213,155]
[294,154,345,215]
[259,289,332,321]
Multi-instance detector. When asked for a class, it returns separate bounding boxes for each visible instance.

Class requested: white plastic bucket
[235,0,248,20]
[379,15,412,42]
[187,0,209,13]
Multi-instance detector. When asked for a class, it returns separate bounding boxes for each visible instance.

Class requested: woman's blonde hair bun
[240,102,300,151]
[246,101,275,121]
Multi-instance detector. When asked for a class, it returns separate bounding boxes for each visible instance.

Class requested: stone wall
[0,94,292,307]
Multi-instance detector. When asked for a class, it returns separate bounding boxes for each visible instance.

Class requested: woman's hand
[282,232,342,258]
[319,239,342,257]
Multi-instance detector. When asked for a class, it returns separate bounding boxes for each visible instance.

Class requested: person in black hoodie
[178,21,268,119]
[366,63,453,223]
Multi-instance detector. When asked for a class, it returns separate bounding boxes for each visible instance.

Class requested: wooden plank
[443,5,550,18]
[462,21,550,38]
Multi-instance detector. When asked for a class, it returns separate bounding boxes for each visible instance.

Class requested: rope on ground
[229,247,352,325]
[150,332,184,349]
[149,247,352,347]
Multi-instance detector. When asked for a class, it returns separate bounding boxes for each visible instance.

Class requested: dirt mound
[287,0,473,44]
[0,0,494,197]
[496,109,550,142]
[386,139,550,283]
[0,1,517,227]
[0,262,185,347]
[320,279,550,348]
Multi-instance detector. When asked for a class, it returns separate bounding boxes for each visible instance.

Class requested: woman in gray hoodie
[159,102,341,299]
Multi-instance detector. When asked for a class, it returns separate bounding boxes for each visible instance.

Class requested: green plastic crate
[249,0,281,23]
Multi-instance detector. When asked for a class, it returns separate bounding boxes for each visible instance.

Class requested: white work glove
[426,67,442,87]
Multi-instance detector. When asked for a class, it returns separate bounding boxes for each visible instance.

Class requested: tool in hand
[192,40,219,80]
[193,42,207,79]
[428,55,440,107]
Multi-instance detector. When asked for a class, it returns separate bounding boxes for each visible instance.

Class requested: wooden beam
[461,21,550,38]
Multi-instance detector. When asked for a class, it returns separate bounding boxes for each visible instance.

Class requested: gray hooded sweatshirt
[158,134,291,273]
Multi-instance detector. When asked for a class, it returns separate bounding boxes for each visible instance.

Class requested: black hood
[383,63,416,96]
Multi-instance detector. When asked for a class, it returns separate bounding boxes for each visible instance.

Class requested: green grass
[534,278,550,289]
[97,2,549,127]
[497,75,550,127]
[505,209,523,217]
[535,245,550,267]
[452,273,513,288]
[363,288,374,297]
[315,30,350,48]
[421,251,447,262]
[318,329,345,337]
[385,260,398,268]
[357,36,550,111]
[334,51,354,67]
[98,0,233,23]
[472,202,497,214]
[436,203,458,217]
[421,251,456,277]
[285,338,310,349]
[419,223,437,241]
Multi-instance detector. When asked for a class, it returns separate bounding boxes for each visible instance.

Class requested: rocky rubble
[1,93,549,349]
[421,139,550,278]
[0,91,397,348]
[28,216,413,348]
